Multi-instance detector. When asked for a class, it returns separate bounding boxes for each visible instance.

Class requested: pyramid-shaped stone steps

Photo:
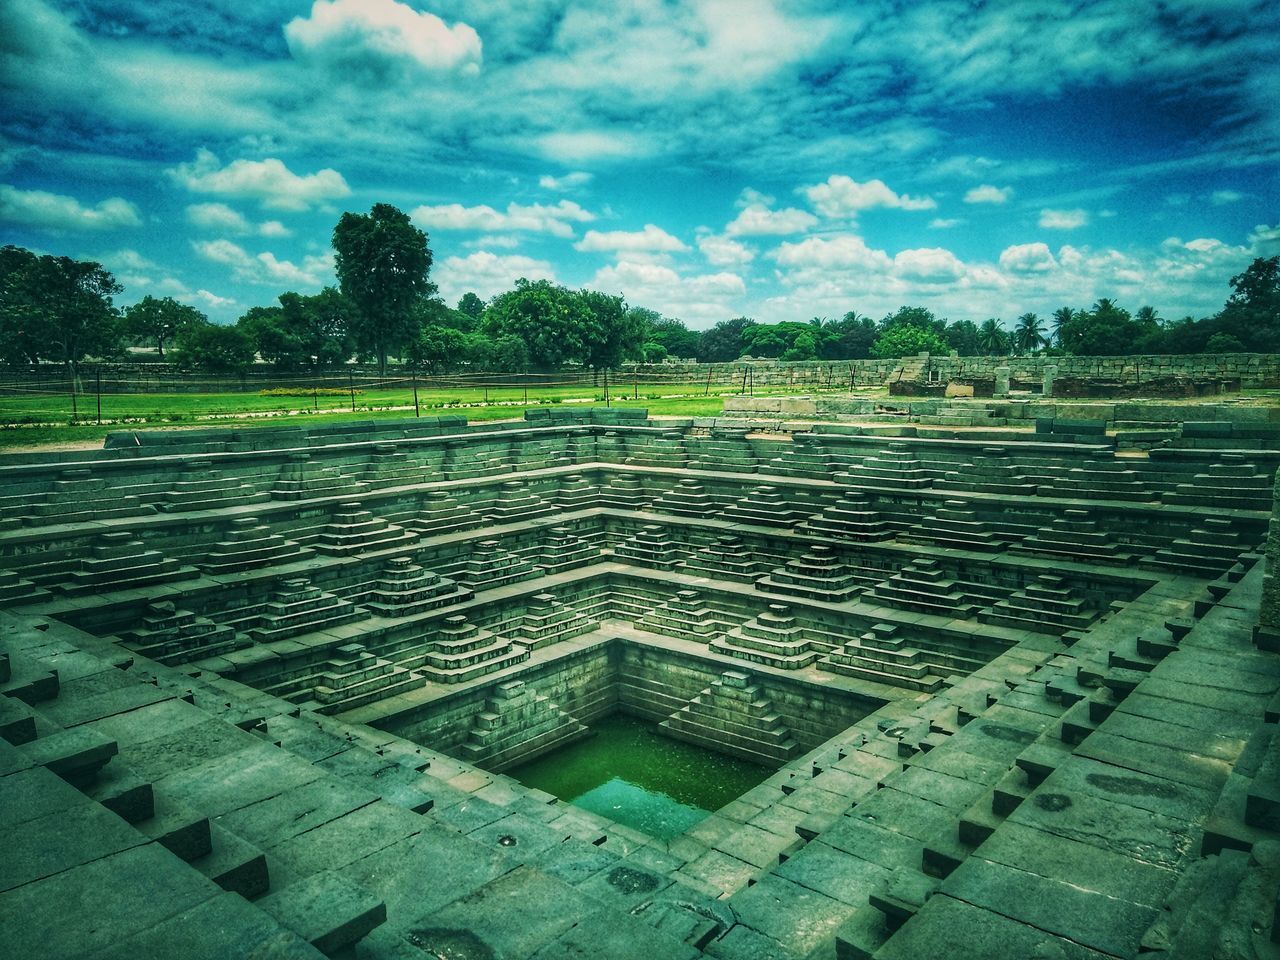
[363,557,471,617]
[361,445,431,488]
[1037,460,1155,502]
[766,437,840,480]
[597,475,651,510]
[613,524,684,569]
[314,503,417,557]
[0,569,51,607]
[406,614,528,683]
[307,643,423,714]
[201,517,313,573]
[271,453,364,501]
[245,578,369,643]
[755,545,864,603]
[868,559,984,619]
[798,493,894,542]
[510,593,598,650]
[1012,508,1128,564]
[710,603,826,669]
[1146,518,1254,577]
[410,490,480,538]
[836,445,933,489]
[453,540,539,591]
[459,679,589,770]
[64,532,198,593]
[636,589,730,642]
[933,449,1038,497]
[533,526,599,575]
[622,431,687,468]
[441,441,512,480]
[159,461,270,513]
[683,535,769,583]
[14,469,160,525]
[721,485,809,528]
[979,575,1094,635]
[901,500,1005,552]
[652,478,721,517]
[483,480,558,525]
[684,431,758,473]
[116,600,246,666]
[1162,456,1273,510]
[554,474,598,511]
[659,670,797,765]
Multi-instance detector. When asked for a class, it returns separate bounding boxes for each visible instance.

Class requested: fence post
[95,366,102,425]
[413,371,420,417]
[349,370,356,412]
[705,367,713,396]
[69,367,78,422]
[604,368,610,407]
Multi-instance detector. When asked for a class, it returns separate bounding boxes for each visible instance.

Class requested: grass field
[0,381,763,449]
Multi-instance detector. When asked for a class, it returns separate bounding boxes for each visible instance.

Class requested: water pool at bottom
[505,713,776,840]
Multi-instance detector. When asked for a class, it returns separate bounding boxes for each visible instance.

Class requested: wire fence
[0,362,877,428]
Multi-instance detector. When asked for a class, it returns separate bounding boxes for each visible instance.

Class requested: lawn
[0,382,749,450]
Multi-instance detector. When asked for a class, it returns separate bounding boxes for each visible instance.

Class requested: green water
[506,714,774,840]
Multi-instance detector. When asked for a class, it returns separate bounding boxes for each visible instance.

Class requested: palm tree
[1014,312,1046,353]
[978,318,1008,355]
[1051,307,1074,347]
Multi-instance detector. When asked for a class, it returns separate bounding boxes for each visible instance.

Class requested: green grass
[0,386,738,450]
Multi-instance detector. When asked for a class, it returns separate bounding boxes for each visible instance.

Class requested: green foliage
[579,288,644,370]
[816,313,877,360]
[1013,312,1046,353]
[944,319,981,356]
[1205,332,1246,353]
[409,325,468,373]
[237,288,354,369]
[0,245,123,369]
[170,322,255,374]
[331,203,435,373]
[977,318,1009,355]
[482,278,591,369]
[1058,299,1160,356]
[871,324,949,358]
[1218,256,1280,352]
[697,316,757,361]
[880,306,945,335]
[122,295,205,357]
[456,292,485,322]
[637,310,699,358]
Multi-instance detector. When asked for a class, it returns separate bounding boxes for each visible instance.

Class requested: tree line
[2,200,1276,380]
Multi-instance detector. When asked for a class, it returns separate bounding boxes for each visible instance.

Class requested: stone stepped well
[271,453,364,500]
[902,500,1004,551]
[405,614,528,683]
[534,526,599,575]
[798,494,894,542]
[482,480,558,524]
[410,489,481,538]
[507,593,598,650]
[64,531,197,593]
[597,475,651,509]
[362,557,471,617]
[869,559,986,619]
[710,603,827,669]
[836,445,934,489]
[980,575,1094,635]
[459,679,589,770]
[554,474,598,511]
[720,485,809,527]
[314,503,416,557]
[755,545,865,603]
[0,569,50,607]
[160,461,270,513]
[683,535,769,582]
[635,588,732,642]
[652,478,721,517]
[659,669,798,765]
[360,444,431,487]
[452,540,538,590]
[613,524,685,569]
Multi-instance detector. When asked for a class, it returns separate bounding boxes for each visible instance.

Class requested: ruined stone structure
[1,406,1278,959]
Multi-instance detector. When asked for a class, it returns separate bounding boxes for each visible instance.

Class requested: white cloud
[186,203,294,237]
[1039,208,1089,229]
[698,234,755,267]
[412,199,594,238]
[192,289,237,309]
[534,131,643,163]
[929,218,963,229]
[772,234,894,272]
[574,224,688,254]
[803,175,936,218]
[590,258,745,326]
[964,184,1013,204]
[169,149,350,212]
[1212,190,1244,205]
[285,0,482,81]
[539,171,593,191]
[96,249,158,272]
[999,242,1058,274]
[192,239,333,287]
[0,183,140,231]
[894,247,965,284]
[436,250,557,303]
[725,202,818,237]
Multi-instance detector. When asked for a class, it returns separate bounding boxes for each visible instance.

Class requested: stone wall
[627,352,1280,388]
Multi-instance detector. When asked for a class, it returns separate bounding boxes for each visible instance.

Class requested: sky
[1,0,1278,331]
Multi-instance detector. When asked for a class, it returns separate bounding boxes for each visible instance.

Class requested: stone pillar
[1043,365,1058,398]
[994,366,1010,398]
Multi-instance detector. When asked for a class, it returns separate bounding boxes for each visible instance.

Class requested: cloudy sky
[2,0,1277,329]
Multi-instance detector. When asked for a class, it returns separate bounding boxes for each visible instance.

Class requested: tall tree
[1013,312,1046,353]
[1050,307,1074,347]
[170,322,255,375]
[456,292,485,325]
[332,203,435,375]
[697,317,757,362]
[1218,256,1280,352]
[578,289,643,373]
[977,318,1008,355]
[122,295,204,358]
[482,278,591,370]
[871,324,949,358]
[944,319,981,356]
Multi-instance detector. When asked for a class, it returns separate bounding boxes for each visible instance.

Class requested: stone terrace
[0,407,1278,959]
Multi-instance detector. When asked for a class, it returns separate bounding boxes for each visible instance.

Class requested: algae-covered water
[506,713,774,839]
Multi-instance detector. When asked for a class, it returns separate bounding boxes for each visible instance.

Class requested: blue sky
[1,0,1277,329]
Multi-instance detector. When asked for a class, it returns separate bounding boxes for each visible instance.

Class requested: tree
[1218,256,1280,352]
[697,317,757,362]
[817,312,877,360]
[170,322,255,375]
[237,305,293,367]
[332,203,435,375]
[880,306,946,335]
[280,288,354,367]
[578,289,644,373]
[122,296,204,358]
[1050,307,1074,347]
[1013,312,1046,353]
[782,330,818,360]
[977,318,1009,355]
[456,292,485,325]
[482,278,591,370]
[410,325,468,373]
[944,319,981,356]
[871,325,949,358]
[636,310,700,359]
[1058,299,1139,356]
[0,246,123,377]
[1205,332,1246,353]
